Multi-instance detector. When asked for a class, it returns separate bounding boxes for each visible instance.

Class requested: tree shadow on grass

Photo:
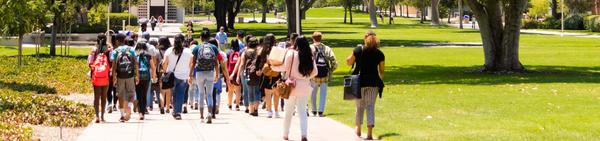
[330,65,600,86]
[0,81,57,94]
[377,132,401,140]
[325,39,449,48]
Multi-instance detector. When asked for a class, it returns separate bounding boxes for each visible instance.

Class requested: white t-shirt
[164,47,194,80]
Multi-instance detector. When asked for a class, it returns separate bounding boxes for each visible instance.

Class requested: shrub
[0,122,32,141]
[522,19,539,29]
[584,15,600,32]
[109,13,139,31]
[540,17,561,29]
[72,23,107,33]
[564,15,585,30]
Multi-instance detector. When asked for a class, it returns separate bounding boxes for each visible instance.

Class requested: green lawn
[187,8,600,140]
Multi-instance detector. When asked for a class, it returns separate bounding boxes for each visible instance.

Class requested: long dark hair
[135,42,148,51]
[231,39,240,51]
[158,36,171,50]
[208,38,218,47]
[96,33,107,53]
[296,36,314,77]
[173,34,185,55]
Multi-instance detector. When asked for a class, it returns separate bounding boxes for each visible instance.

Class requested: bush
[522,19,539,29]
[109,13,139,31]
[584,15,600,32]
[72,23,107,33]
[540,17,561,29]
[0,122,32,141]
[564,15,585,30]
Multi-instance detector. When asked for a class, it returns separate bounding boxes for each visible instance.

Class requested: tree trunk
[50,12,59,57]
[389,5,393,24]
[18,34,23,66]
[368,0,378,27]
[464,0,525,72]
[459,0,463,29]
[431,0,440,25]
[406,5,409,17]
[551,0,560,19]
[261,1,267,23]
[350,4,353,24]
[344,2,348,23]
[215,0,227,31]
[227,0,242,29]
[286,0,301,35]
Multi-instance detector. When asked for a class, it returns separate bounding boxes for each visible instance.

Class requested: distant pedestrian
[187,20,194,39]
[158,16,164,31]
[346,31,385,140]
[216,26,228,50]
[150,16,157,31]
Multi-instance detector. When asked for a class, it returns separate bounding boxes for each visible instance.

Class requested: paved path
[76,94,364,141]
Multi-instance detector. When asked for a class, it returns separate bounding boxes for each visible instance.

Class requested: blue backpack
[138,52,151,80]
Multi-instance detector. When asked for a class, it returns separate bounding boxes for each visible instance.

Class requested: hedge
[584,15,600,32]
[109,13,139,32]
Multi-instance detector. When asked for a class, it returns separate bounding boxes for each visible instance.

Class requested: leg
[93,86,102,122]
[100,86,108,121]
[318,83,328,114]
[282,96,298,138]
[196,74,206,118]
[273,88,280,112]
[310,82,318,115]
[203,72,215,116]
[173,79,188,114]
[234,85,242,106]
[365,87,378,139]
[355,88,367,137]
[264,89,273,113]
[296,95,309,138]
[227,85,234,108]
[146,81,153,110]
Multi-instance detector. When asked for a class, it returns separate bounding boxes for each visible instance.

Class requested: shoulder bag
[343,45,363,100]
[161,53,182,89]
[277,52,295,99]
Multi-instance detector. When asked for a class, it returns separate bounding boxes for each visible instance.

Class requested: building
[130,0,185,23]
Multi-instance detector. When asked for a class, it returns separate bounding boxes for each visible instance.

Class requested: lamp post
[296,0,300,34]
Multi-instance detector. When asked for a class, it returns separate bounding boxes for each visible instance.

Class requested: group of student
[87,26,385,140]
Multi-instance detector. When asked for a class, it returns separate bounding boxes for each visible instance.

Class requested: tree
[344,0,361,24]
[431,0,441,25]
[258,0,269,23]
[528,0,549,19]
[286,0,301,34]
[464,0,528,72]
[299,0,318,19]
[368,0,378,27]
[227,0,244,29]
[551,0,560,19]
[0,0,46,65]
[214,0,228,31]
[565,0,592,14]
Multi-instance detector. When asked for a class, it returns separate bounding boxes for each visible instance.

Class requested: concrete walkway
[448,23,600,38]
[76,94,364,141]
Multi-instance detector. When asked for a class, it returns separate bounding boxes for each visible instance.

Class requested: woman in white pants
[271,36,317,141]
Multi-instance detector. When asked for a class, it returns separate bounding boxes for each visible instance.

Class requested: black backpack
[116,48,135,79]
[315,47,330,78]
[196,43,217,71]
[244,49,261,86]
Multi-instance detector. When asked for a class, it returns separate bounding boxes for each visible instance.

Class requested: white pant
[283,95,309,137]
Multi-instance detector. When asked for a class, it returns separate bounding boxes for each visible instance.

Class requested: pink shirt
[272,50,318,97]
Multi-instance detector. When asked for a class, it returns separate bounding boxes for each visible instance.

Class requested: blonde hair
[364,30,379,49]
[312,31,322,42]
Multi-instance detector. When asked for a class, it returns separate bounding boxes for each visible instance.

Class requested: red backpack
[91,53,110,86]
[227,51,239,74]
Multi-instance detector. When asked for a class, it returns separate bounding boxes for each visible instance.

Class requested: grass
[0,47,94,140]
[186,7,600,140]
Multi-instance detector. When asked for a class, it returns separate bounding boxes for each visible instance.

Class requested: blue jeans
[311,82,328,112]
[213,77,223,107]
[247,85,261,104]
[195,71,215,109]
[172,78,188,114]
[241,72,250,107]
[189,77,200,106]
[146,81,161,109]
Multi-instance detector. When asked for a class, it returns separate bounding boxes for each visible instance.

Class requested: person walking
[162,34,194,120]
[271,36,318,141]
[229,34,254,113]
[190,31,222,123]
[150,16,157,31]
[158,36,172,114]
[235,37,262,116]
[187,20,194,39]
[215,26,228,50]
[111,33,139,122]
[140,33,160,113]
[309,32,338,117]
[207,38,230,116]
[88,33,111,123]
[158,16,164,32]
[258,34,281,118]
[106,33,119,114]
[346,31,385,140]
[134,42,157,120]
[227,39,242,111]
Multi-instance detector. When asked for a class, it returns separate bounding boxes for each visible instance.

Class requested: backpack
[92,53,110,86]
[227,51,239,74]
[138,52,151,80]
[315,47,330,78]
[116,47,136,78]
[196,43,217,71]
[244,49,261,86]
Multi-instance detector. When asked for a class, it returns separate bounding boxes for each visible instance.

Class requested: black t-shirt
[352,46,384,87]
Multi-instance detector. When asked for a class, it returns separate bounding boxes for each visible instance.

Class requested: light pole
[296,0,300,34]
[107,2,111,32]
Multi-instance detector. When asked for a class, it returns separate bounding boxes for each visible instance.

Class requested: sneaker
[166,109,170,114]
[113,106,118,112]
[119,116,125,122]
[235,105,240,111]
[245,109,249,113]
[267,112,273,118]
[160,108,165,114]
[312,111,317,116]
[183,106,188,114]
[107,106,113,113]
[275,112,281,118]
[228,105,232,110]
[174,114,182,120]
[318,112,324,117]
[206,115,212,124]
[139,114,145,120]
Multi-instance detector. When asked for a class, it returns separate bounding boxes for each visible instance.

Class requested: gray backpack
[196,43,217,71]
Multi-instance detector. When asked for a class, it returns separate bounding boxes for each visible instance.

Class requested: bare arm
[151,57,157,81]
[220,60,230,84]
[214,59,220,82]
[346,53,355,66]
[190,55,196,79]
[162,55,170,73]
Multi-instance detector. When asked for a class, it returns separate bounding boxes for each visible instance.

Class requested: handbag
[161,53,182,89]
[343,45,363,100]
[267,47,288,66]
[277,52,295,99]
